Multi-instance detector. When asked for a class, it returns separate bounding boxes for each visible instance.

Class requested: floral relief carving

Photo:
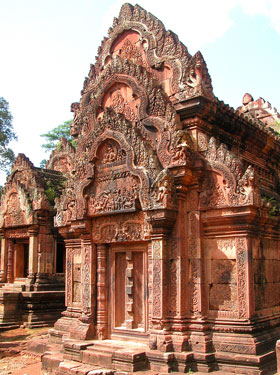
[153,259,161,317]
[236,238,247,318]
[109,88,139,122]
[92,212,150,243]
[82,244,91,313]
[200,137,261,208]
[83,3,214,103]
[168,259,178,316]
[190,259,200,317]
[117,38,152,74]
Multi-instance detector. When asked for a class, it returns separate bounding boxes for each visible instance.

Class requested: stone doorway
[14,241,29,279]
[109,244,148,338]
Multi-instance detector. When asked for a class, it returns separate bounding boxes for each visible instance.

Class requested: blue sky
[0,0,279,182]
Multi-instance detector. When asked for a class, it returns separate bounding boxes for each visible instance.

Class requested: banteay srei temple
[2,3,280,375]
[0,140,76,327]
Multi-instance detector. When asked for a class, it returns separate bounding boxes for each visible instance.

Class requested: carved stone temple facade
[0,142,75,328]
[39,4,280,375]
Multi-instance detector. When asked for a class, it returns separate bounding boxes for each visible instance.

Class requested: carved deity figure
[70,102,82,137]
[171,140,189,164]
[157,179,171,205]
[103,145,118,163]
[186,60,203,94]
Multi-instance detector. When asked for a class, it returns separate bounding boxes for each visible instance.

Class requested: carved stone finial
[242,93,253,105]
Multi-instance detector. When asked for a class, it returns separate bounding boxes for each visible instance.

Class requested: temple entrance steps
[1,279,26,291]
[42,339,195,374]
[40,338,278,374]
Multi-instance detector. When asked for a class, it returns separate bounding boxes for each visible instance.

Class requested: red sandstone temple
[0,139,75,328]
[3,3,280,374]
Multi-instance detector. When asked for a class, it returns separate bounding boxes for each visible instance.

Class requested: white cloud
[103,0,280,51]
[240,0,280,34]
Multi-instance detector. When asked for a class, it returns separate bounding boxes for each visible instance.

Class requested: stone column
[0,231,7,282]
[6,239,14,283]
[150,236,173,352]
[28,226,38,283]
[96,244,108,339]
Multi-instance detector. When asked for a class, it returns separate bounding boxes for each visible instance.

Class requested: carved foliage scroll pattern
[190,259,200,316]
[92,212,150,243]
[168,238,178,316]
[152,259,161,318]
[66,248,73,306]
[200,137,260,209]
[236,238,247,319]
[82,243,91,313]
[186,189,202,316]
[152,239,164,318]
[118,38,152,74]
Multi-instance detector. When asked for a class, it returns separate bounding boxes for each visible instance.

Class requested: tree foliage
[40,120,73,152]
[0,97,17,172]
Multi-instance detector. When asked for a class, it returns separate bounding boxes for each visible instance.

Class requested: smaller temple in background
[238,92,280,130]
[0,139,75,328]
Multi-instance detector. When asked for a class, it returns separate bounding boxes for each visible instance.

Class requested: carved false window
[110,245,147,334]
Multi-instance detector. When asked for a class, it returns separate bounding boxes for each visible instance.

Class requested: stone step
[54,359,116,375]
[82,345,148,372]
[42,352,64,373]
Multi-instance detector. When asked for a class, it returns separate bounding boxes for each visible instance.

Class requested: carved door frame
[108,242,149,339]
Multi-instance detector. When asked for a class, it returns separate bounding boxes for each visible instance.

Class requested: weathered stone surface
[0,144,72,327]
[0,3,278,375]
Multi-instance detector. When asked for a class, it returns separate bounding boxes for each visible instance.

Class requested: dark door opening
[56,242,66,273]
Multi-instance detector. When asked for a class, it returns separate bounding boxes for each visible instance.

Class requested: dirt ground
[0,326,48,375]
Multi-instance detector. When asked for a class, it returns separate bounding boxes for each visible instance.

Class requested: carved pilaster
[151,237,168,322]
[0,232,7,282]
[80,238,96,325]
[7,239,14,283]
[96,244,108,339]
[236,237,254,318]
[186,189,205,317]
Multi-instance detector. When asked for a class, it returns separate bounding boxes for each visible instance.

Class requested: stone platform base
[41,335,277,375]
[0,290,65,329]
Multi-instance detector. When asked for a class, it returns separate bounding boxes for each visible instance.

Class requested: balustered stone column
[0,231,7,282]
[6,239,14,283]
[28,226,38,283]
[125,251,134,329]
[96,244,108,339]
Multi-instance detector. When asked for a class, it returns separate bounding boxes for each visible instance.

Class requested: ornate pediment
[55,4,202,229]
[46,137,75,174]
[81,3,214,101]
[0,153,66,229]
[0,185,32,228]
[200,137,261,208]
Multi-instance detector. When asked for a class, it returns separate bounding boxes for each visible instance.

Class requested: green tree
[40,120,74,168]
[40,120,73,152]
[0,97,17,172]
